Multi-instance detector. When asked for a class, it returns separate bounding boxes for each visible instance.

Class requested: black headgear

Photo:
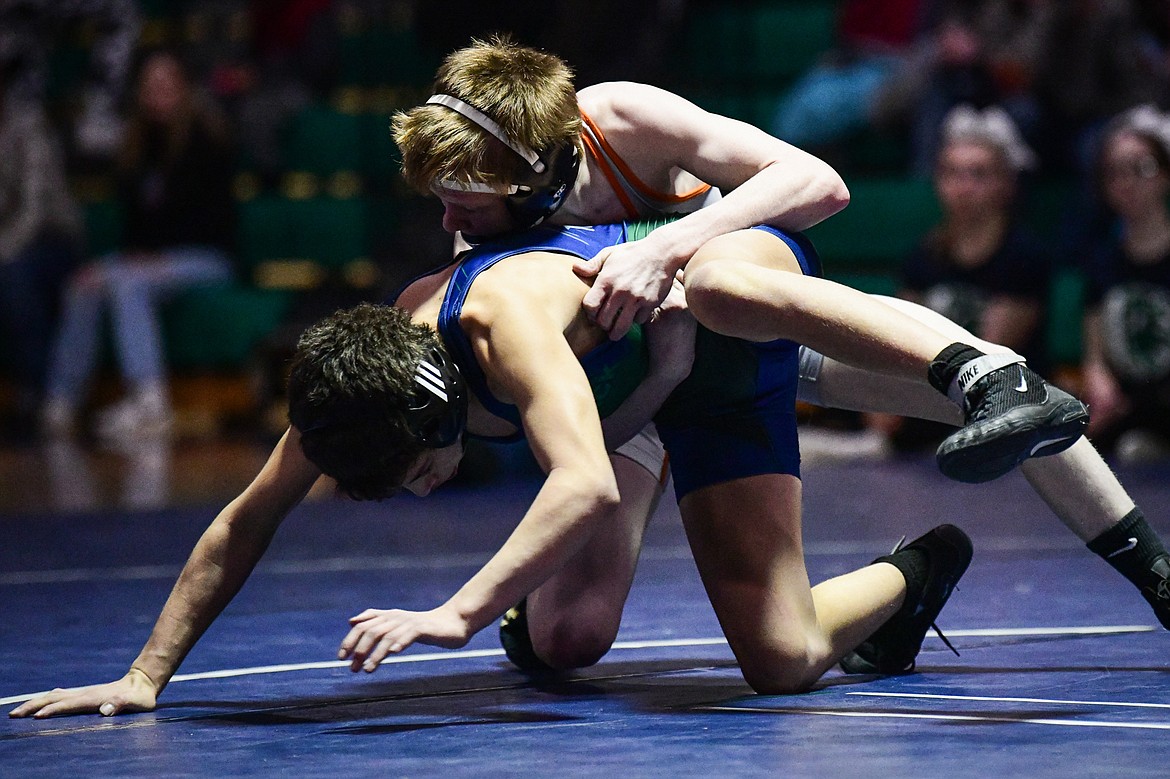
[426,94,580,230]
[405,343,469,448]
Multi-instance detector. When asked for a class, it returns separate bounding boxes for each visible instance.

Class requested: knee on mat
[532,620,617,670]
[737,641,827,695]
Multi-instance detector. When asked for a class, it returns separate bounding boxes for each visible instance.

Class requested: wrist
[637,223,699,275]
[127,665,163,693]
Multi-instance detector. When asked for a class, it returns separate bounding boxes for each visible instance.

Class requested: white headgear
[942,105,1037,172]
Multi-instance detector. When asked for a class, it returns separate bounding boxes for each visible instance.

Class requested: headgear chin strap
[407,343,468,448]
[427,93,580,230]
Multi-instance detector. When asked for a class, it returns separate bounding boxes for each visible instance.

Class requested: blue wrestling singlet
[436,222,823,499]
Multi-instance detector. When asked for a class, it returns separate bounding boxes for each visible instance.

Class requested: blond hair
[392,37,580,193]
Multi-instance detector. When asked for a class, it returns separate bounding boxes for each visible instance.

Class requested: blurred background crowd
[2,0,1170,469]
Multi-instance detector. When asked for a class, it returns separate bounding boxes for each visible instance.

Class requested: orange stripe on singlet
[580,127,641,219]
[579,109,713,212]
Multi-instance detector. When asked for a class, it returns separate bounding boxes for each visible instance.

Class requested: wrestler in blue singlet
[435,222,823,499]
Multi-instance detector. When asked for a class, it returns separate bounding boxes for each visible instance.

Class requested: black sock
[927,343,986,395]
[876,546,930,608]
[1087,507,1169,587]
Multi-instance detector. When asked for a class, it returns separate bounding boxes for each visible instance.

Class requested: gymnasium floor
[2,436,1169,777]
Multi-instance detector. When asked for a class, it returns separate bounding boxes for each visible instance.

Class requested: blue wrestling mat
[3,454,1169,777]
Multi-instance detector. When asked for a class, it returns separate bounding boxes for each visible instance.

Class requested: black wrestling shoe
[499,599,554,673]
[839,524,973,675]
[1140,555,1170,631]
[937,362,1088,484]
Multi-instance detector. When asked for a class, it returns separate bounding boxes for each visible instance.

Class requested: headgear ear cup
[406,343,469,448]
[427,94,581,230]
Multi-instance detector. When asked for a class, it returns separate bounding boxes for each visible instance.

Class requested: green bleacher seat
[749,2,837,81]
[684,5,751,83]
[686,2,836,87]
[237,195,369,276]
[359,111,399,185]
[339,27,437,88]
[1021,178,1075,240]
[1046,267,1086,366]
[163,285,294,371]
[283,104,364,177]
[805,176,939,271]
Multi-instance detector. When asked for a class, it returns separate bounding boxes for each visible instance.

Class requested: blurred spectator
[40,50,237,440]
[211,0,338,183]
[872,104,1053,448]
[903,105,1051,364]
[0,0,141,157]
[899,0,1051,175]
[769,0,927,150]
[769,0,1053,174]
[1030,0,1168,176]
[1080,105,1170,462]
[0,53,84,439]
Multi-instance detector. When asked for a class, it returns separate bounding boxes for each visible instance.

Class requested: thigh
[686,227,805,278]
[873,295,1017,357]
[678,473,819,668]
[527,452,662,638]
[113,247,232,294]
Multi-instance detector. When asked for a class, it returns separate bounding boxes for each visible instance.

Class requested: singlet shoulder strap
[579,108,713,216]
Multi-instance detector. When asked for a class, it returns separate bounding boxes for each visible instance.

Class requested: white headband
[942,104,1037,172]
[426,94,545,173]
[431,179,519,196]
[1115,104,1170,159]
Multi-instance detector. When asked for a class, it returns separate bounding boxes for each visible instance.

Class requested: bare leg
[524,453,663,668]
[679,473,906,693]
[1020,438,1135,541]
[812,296,1135,542]
[683,230,956,380]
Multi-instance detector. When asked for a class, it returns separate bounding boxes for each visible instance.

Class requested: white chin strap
[427,94,546,173]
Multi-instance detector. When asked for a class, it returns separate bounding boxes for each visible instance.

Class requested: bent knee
[742,664,819,695]
[684,262,764,330]
[531,620,618,670]
[736,636,831,695]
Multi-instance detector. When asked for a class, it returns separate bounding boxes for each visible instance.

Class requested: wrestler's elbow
[571,467,622,518]
[813,165,850,220]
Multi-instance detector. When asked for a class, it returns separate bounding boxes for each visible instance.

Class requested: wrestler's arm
[338,266,622,671]
[599,273,695,449]
[576,82,849,335]
[9,429,322,718]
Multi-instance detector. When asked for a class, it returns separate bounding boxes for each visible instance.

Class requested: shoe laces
[889,535,961,658]
[1148,577,1170,604]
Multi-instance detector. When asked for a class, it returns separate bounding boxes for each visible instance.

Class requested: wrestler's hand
[575,238,678,341]
[644,273,696,384]
[8,668,159,719]
[338,606,472,672]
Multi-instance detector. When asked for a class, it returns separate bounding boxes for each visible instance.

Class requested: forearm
[601,372,683,450]
[443,467,619,635]
[130,507,278,693]
[636,159,849,273]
